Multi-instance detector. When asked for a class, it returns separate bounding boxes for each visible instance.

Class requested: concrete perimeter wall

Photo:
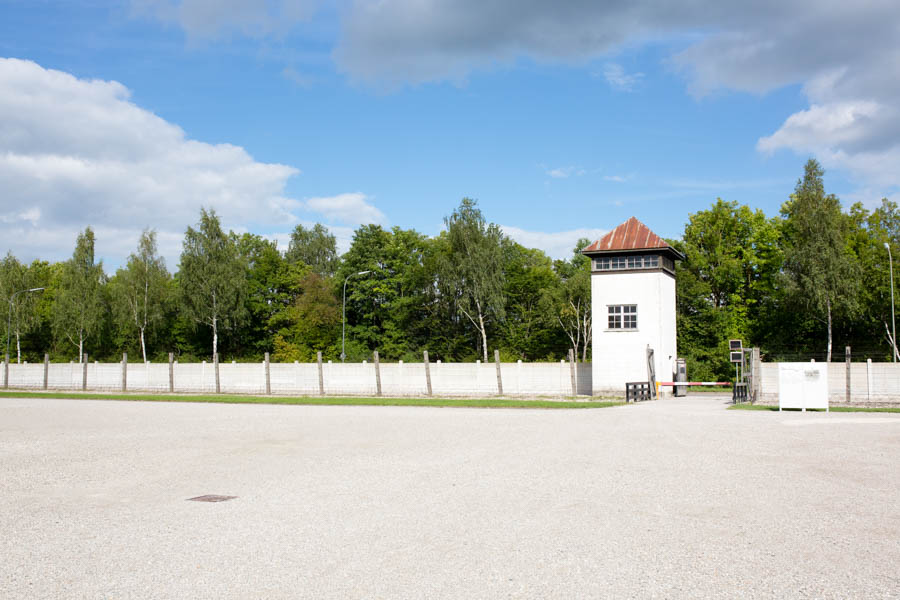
[3,360,593,398]
[758,361,900,405]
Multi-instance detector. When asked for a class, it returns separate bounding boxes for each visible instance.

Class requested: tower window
[608,305,637,330]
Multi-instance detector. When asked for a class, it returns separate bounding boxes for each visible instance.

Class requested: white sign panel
[778,363,829,412]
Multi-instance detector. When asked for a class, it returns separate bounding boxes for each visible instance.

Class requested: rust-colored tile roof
[582,217,670,252]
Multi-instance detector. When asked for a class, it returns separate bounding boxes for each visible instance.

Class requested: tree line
[2,160,897,381]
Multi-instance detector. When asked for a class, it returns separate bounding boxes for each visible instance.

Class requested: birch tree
[440,198,505,362]
[112,230,169,362]
[52,228,105,361]
[0,253,43,362]
[178,209,246,358]
[549,239,593,361]
[781,159,859,362]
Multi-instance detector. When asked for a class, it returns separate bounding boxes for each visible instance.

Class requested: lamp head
[357,270,371,275]
[28,287,45,292]
[885,242,891,250]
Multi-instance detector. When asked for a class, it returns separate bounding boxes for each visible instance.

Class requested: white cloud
[501,225,608,260]
[546,166,585,179]
[600,63,643,92]
[603,175,627,183]
[0,58,305,268]
[304,192,386,227]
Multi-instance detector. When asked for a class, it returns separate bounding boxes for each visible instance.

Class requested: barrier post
[845,346,851,403]
[374,351,382,397]
[214,352,220,394]
[168,352,174,392]
[423,350,433,396]
[317,351,324,395]
[43,353,49,390]
[121,352,127,391]
[264,352,271,395]
[82,354,88,391]
[494,349,503,395]
[568,348,577,396]
[3,354,7,389]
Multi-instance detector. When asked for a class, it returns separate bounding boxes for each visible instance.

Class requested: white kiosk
[582,217,684,396]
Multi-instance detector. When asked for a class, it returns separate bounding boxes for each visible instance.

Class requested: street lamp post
[342,271,372,362]
[886,243,896,362]
[6,287,45,363]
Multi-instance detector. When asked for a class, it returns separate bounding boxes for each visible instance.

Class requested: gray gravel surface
[1,396,899,599]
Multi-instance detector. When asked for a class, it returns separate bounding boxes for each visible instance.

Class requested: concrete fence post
[122,352,127,392]
[845,346,851,403]
[751,348,761,403]
[3,354,8,389]
[214,352,220,394]
[264,352,271,395]
[423,350,433,396]
[568,348,577,396]
[374,351,382,397]
[168,352,174,393]
[82,354,88,391]
[317,351,324,396]
[494,349,503,396]
[866,358,872,402]
[43,353,49,390]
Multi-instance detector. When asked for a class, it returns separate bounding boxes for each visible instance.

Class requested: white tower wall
[591,270,677,395]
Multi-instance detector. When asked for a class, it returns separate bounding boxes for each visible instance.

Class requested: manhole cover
[187,495,237,502]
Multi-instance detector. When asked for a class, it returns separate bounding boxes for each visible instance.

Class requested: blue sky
[2,1,898,269]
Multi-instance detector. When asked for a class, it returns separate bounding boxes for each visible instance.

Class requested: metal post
[373,351,382,397]
[43,353,49,390]
[214,352,220,394]
[264,352,271,395]
[122,352,127,392]
[3,353,7,389]
[317,351,324,395]
[423,350,433,396]
[568,348,577,396]
[168,352,174,393]
[494,349,503,396]
[82,353,88,391]
[845,346,851,403]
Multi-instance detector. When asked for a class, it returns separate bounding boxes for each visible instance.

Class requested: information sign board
[778,363,829,412]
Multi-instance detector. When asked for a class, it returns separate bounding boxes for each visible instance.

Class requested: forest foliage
[3,160,897,381]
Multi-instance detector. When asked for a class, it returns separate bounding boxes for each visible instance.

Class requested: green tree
[110,230,169,362]
[673,199,782,378]
[780,159,859,362]
[286,223,339,276]
[271,271,340,361]
[337,225,431,360]
[178,209,247,358]
[53,228,106,361]
[498,242,562,361]
[440,198,506,362]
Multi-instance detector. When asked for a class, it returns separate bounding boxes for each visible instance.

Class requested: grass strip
[0,390,623,409]
[729,403,900,413]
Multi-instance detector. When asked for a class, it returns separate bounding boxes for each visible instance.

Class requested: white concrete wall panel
[591,270,677,394]
[5,360,596,397]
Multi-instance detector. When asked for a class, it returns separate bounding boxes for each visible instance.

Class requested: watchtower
[582,217,684,395]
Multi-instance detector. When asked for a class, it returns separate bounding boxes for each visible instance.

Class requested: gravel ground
[1,395,898,599]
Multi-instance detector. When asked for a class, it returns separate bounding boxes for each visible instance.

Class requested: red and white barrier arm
[656,381,731,395]
[657,382,731,386]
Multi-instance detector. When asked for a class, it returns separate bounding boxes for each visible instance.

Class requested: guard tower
[582,217,684,395]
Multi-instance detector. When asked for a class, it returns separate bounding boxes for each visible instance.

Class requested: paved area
[1,396,899,599]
